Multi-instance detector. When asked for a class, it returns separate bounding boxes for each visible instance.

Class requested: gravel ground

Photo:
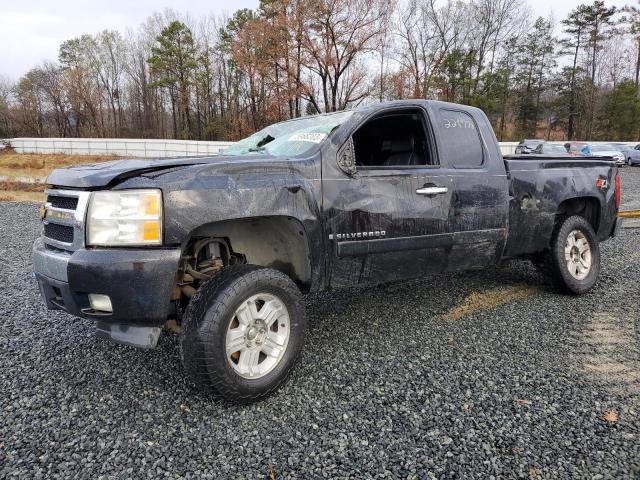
[1,170,639,479]
[622,167,640,210]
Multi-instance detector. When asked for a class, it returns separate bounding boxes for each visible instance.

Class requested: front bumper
[33,237,181,328]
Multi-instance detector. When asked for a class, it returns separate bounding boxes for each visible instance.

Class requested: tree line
[2,0,640,142]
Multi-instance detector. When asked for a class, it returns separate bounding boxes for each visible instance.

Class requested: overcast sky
[0,0,631,80]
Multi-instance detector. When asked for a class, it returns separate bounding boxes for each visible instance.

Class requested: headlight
[87,189,162,246]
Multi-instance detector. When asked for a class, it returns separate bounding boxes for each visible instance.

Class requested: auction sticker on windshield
[289,132,327,143]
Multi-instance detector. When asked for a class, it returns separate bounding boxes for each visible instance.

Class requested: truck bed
[503,154,615,166]
[502,156,618,258]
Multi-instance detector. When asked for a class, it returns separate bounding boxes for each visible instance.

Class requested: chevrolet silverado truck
[33,100,621,402]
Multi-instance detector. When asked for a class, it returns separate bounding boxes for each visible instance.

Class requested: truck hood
[46,155,275,189]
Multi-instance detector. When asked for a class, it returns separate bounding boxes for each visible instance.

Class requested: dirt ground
[0,150,121,174]
[0,151,122,202]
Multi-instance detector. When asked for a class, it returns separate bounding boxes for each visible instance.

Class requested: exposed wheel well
[556,197,600,233]
[183,216,312,291]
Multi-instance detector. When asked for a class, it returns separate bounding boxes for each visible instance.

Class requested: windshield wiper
[248,134,276,152]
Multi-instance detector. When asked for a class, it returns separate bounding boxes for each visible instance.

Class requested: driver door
[321,106,454,287]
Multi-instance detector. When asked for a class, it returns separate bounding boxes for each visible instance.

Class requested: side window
[437,109,484,168]
[352,109,435,168]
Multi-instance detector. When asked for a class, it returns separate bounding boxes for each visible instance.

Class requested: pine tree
[148,21,198,139]
[561,5,591,140]
[514,17,556,138]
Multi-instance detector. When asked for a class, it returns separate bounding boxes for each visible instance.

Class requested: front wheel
[180,265,307,403]
[542,215,601,295]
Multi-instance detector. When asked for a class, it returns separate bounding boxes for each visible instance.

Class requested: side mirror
[337,137,356,176]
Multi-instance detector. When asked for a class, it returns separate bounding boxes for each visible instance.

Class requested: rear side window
[437,109,484,168]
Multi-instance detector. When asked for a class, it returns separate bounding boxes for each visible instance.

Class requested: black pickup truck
[33,100,621,402]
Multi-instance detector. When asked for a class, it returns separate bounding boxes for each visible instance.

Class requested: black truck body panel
[33,238,181,325]
[321,101,511,286]
[503,157,618,257]
[115,156,325,291]
[45,157,213,189]
[34,100,619,342]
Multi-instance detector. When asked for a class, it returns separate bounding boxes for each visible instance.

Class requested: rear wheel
[540,215,601,295]
[180,265,306,403]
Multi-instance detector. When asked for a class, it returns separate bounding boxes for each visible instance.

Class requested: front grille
[42,189,89,251]
[44,223,74,243]
[47,195,78,210]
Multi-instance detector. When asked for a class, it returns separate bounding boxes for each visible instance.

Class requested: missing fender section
[442,285,539,321]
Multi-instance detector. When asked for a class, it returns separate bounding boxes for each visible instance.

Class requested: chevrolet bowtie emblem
[39,207,74,222]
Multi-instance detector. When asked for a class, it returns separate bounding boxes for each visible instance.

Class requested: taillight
[615,174,621,210]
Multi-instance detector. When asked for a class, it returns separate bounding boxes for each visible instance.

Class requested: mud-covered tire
[542,215,601,295]
[180,265,306,403]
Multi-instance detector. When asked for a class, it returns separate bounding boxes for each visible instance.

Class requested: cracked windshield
[224,111,354,157]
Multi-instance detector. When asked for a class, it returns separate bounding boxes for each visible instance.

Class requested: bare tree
[394,0,439,98]
[3,0,640,143]
[0,75,14,137]
[622,1,640,89]
[89,30,127,136]
[301,0,394,112]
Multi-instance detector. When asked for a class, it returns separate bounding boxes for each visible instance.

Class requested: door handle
[416,186,448,195]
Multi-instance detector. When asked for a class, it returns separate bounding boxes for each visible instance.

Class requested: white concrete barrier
[3,137,637,158]
[498,142,519,155]
[7,138,234,158]
[498,141,637,155]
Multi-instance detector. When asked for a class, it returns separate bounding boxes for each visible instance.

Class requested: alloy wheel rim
[226,293,290,379]
[564,229,592,280]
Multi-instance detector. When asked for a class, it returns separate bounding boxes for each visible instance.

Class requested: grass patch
[0,151,122,172]
[443,285,539,321]
[0,180,45,192]
[0,152,124,202]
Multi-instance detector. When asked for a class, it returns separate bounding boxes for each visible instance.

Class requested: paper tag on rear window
[288,132,326,143]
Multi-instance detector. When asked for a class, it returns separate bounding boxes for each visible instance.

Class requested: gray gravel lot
[623,167,640,210]
[1,169,639,479]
